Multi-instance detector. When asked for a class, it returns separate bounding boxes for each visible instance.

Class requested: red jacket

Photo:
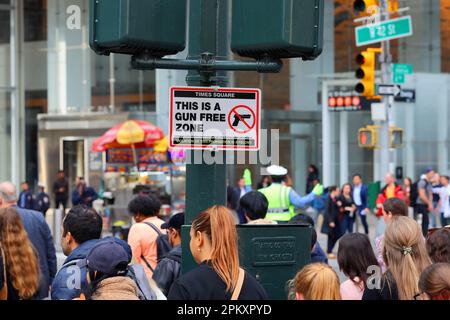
[375,184,405,217]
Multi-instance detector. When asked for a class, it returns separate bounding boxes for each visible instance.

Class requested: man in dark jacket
[51,205,103,300]
[152,212,184,295]
[34,184,51,217]
[53,170,69,212]
[18,181,34,209]
[71,178,98,208]
[0,181,57,299]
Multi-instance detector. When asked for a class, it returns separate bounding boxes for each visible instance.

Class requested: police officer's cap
[266,165,288,176]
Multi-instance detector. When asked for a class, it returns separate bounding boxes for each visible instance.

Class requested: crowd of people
[0,163,450,301]
[16,171,99,218]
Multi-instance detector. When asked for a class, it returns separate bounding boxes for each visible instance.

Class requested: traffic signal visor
[355,51,375,97]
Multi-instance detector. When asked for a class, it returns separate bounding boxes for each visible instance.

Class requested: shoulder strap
[231,268,245,301]
[0,247,8,300]
[140,255,155,273]
[143,222,163,236]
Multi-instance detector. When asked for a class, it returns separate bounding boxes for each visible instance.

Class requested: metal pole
[10,0,24,187]
[322,80,331,187]
[182,0,229,274]
[340,112,349,186]
[379,0,393,180]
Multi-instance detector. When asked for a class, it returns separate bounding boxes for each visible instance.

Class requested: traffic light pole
[181,0,230,273]
[378,0,394,182]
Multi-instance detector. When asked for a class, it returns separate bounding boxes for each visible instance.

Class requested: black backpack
[142,222,172,265]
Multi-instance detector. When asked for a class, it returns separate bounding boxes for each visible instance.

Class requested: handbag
[0,247,8,300]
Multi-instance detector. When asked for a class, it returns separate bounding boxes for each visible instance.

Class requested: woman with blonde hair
[416,263,450,300]
[168,205,268,300]
[363,216,431,300]
[294,263,341,300]
[0,207,40,300]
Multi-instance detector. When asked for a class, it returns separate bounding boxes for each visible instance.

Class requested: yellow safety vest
[259,183,295,222]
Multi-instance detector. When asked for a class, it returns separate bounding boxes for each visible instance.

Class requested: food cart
[91,120,186,238]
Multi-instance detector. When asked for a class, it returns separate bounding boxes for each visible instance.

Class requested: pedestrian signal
[390,127,403,148]
[358,127,377,148]
[355,50,376,97]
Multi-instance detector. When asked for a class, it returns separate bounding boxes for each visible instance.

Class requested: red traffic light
[355,53,365,65]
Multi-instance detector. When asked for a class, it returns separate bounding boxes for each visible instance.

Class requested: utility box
[90,0,187,57]
[231,0,324,60]
[237,224,312,300]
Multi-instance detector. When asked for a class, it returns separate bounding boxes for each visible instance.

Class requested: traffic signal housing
[358,126,378,148]
[89,0,187,57]
[231,0,324,60]
[388,0,399,13]
[355,50,376,97]
[390,127,403,148]
[353,0,378,16]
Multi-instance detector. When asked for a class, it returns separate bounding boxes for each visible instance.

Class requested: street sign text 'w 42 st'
[355,15,413,47]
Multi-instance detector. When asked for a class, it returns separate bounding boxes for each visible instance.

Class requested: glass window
[0,9,10,88]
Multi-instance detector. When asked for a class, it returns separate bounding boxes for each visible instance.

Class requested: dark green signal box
[237,224,312,300]
[231,0,324,60]
[89,0,187,57]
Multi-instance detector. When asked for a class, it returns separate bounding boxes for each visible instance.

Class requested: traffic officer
[259,165,323,223]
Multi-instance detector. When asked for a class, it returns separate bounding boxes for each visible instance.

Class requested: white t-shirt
[435,185,450,218]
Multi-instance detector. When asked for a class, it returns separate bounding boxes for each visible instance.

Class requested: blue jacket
[71,187,98,208]
[352,184,369,210]
[311,242,328,264]
[14,206,57,299]
[51,239,99,300]
[18,190,34,209]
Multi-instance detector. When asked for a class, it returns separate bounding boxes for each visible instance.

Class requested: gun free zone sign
[169,87,261,151]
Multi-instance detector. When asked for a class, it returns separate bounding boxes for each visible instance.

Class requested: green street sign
[393,63,413,84]
[355,16,413,47]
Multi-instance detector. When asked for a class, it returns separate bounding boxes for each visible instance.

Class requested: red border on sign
[169,87,261,151]
[227,105,256,134]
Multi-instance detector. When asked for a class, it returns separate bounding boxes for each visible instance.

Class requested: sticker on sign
[169,87,261,151]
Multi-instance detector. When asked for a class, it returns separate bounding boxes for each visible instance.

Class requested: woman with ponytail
[0,208,40,300]
[363,216,431,300]
[168,205,268,300]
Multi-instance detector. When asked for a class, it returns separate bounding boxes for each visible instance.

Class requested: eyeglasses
[427,226,450,238]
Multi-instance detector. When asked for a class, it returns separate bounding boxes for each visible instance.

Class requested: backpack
[142,222,172,264]
[127,264,157,300]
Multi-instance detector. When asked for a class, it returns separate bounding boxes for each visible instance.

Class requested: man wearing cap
[152,212,184,295]
[259,165,323,223]
[34,183,51,217]
[81,240,139,300]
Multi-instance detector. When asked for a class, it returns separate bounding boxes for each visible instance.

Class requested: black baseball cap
[86,240,130,276]
[161,212,185,230]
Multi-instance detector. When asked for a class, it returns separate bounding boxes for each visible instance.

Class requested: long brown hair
[192,205,239,292]
[419,263,450,300]
[0,208,40,299]
[294,263,341,300]
[383,216,431,300]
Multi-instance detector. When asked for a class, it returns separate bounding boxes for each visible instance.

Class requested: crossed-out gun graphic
[232,114,252,127]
